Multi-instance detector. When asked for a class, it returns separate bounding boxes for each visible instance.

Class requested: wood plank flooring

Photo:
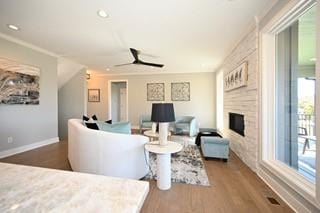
[0,141,293,213]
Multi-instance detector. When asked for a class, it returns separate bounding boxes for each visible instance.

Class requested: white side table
[145,141,183,190]
[143,130,159,141]
[143,130,171,141]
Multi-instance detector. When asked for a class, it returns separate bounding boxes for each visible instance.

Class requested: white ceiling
[0,0,275,75]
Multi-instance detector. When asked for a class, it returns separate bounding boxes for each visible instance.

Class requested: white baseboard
[0,137,59,159]
[258,168,311,213]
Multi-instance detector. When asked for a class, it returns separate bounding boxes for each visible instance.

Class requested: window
[260,0,319,206]
[275,5,317,182]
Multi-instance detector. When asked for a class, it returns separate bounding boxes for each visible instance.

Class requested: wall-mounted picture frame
[147,83,165,101]
[88,89,100,102]
[171,82,190,101]
[224,61,248,91]
[0,57,40,105]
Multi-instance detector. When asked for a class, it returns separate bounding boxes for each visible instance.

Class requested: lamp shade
[151,103,175,123]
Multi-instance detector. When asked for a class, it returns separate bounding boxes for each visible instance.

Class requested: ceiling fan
[114,48,164,68]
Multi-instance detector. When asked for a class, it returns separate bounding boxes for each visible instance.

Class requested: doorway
[108,80,128,122]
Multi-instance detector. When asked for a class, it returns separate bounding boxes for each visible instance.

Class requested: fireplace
[229,113,245,136]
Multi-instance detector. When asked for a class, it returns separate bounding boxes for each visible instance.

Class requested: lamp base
[159,123,169,146]
[152,122,157,133]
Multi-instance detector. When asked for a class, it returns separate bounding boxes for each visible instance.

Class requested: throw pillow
[83,115,89,121]
[92,114,98,121]
[85,122,99,130]
[97,122,131,134]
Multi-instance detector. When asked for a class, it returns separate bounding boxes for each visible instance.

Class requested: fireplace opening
[229,113,245,136]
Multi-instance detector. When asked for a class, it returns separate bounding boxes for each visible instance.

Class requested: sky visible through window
[298,78,315,98]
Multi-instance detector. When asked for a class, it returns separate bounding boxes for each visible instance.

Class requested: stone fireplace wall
[220,27,259,172]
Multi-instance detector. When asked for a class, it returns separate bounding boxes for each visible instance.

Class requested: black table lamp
[151,103,175,146]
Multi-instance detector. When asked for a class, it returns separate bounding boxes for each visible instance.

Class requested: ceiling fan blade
[139,61,164,68]
[129,48,139,61]
[114,62,133,67]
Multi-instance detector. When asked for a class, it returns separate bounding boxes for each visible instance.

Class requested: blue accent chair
[139,115,153,133]
[174,116,198,137]
[201,136,230,162]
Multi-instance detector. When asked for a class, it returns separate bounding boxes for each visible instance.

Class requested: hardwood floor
[0,141,293,213]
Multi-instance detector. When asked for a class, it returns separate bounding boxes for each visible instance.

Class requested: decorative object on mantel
[88,89,100,102]
[147,83,165,101]
[171,82,190,101]
[224,61,248,91]
[144,145,210,186]
[0,57,40,105]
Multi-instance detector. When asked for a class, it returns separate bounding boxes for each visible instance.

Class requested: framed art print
[171,82,190,101]
[147,83,165,101]
[88,89,100,102]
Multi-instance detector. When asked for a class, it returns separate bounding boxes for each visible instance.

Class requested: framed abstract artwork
[0,57,40,105]
[171,82,190,101]
[147,83,165,101]
[88,89,100,102]
[224,61,248,91]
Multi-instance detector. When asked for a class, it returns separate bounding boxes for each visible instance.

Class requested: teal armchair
[174,116,198,137]
[139,115,153,133]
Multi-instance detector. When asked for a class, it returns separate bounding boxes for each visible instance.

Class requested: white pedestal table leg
[156,153,171,190]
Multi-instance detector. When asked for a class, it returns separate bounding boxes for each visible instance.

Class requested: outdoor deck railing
[298,113,316,136]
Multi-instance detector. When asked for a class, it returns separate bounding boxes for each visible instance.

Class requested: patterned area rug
[144,145,210,186]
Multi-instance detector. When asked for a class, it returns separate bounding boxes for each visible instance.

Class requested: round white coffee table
[145,141,183,190]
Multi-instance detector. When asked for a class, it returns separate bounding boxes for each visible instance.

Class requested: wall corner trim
[0,137,59,159]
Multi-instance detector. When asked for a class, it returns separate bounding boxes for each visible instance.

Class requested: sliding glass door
[275,5,317,182]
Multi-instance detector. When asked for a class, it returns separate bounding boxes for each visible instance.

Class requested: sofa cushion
[175,123,190,130]
[97,121,131,134]
[85,122,99,130]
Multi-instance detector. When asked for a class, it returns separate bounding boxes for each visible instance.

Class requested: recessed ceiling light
[106,68,110,71]
[97,10,109,18]
[7,24,19,31]
[310,58,317,61]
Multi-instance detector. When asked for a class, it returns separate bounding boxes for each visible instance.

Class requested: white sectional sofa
[68,119,149,180]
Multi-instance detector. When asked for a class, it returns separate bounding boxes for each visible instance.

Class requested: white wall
[58,68,87,140]
[0,37,58,152]
[57,58,86,89]
[87,72,216,128]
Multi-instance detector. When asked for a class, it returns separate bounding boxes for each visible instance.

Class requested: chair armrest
[189,118,198,137]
